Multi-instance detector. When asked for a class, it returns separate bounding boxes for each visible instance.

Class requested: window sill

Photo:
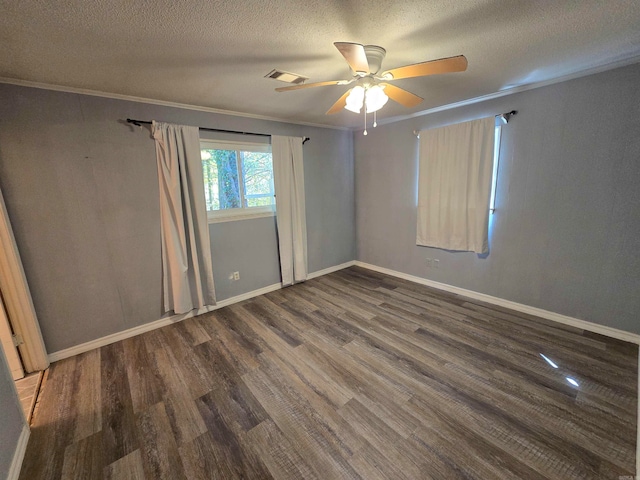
[207,208,276,224]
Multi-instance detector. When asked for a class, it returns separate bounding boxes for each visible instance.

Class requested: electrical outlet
[233,271,240,281]
[434,259,439,269]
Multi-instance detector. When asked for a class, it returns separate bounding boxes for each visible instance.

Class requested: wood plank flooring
[19,266,638,479]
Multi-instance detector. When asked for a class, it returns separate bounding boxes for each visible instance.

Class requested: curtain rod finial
[498,110,518,124]
[498,114,508,125]
[127,118,144,128]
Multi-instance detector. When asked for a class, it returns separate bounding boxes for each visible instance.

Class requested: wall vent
[265,69,308,84]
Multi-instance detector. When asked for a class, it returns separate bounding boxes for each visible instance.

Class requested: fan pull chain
[373,111,377,128]
[363,108,367,135]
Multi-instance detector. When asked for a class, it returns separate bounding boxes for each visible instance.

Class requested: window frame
[200,139,276,224]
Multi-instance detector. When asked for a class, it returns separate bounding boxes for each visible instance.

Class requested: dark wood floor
[19,267,638,479]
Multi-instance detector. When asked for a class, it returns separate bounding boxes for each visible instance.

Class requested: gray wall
[0,346,25,479]
[0,85,355,353]
[355,63,640,334]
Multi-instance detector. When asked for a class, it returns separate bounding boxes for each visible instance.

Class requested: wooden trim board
[0,189,49,372]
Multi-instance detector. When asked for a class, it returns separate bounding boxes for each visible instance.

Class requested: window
[200,140,275,222]
[489,125,502,213]
[416,117,495,253]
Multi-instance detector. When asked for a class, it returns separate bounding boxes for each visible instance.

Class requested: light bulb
[365,85,389,113]
[345,86,365,113]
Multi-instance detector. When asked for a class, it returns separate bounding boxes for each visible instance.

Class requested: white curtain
[272,135,308,286]
[416,117,495,254]
[152,121,216,314]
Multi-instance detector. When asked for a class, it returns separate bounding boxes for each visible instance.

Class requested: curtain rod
[126,118,310,144]
[412,110,518,138]
[496,110,517,124]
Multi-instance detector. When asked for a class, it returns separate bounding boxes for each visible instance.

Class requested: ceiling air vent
[265,69,308,84]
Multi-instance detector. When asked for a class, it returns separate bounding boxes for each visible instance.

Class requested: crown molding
[2,53,639,133]
[0,77,349,131]
[372,53,640,129]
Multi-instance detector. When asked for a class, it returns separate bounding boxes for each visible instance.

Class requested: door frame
[0,292,24,379]
[0,187,48,373]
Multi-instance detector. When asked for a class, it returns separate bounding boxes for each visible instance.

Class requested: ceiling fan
[275,42,468,120]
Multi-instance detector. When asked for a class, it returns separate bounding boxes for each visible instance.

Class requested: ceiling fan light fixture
[345,86,365,113]
[275,42,466,120]
[365,84,389,113]
[344,84,389,114]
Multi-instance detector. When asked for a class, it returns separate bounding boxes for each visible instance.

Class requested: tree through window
[200,140,275,221]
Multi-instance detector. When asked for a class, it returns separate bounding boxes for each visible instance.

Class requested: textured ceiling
[1,0,639,128]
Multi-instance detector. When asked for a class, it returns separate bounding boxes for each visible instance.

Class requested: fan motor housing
[363,45,387,75]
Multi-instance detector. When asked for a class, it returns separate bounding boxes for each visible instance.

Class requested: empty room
[1,1,639,479]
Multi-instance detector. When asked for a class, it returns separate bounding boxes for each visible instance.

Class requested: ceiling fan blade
[326,90,351,115]
[334,42,370,74]
[382,83,423,108]
[275,80,345,92]
[383,55,467,80]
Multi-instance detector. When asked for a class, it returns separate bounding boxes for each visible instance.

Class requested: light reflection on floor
[539,353,580,387]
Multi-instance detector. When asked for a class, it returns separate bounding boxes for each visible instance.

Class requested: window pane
[241,151,274,208]
[201,149,241,210]
[489,126,501,213]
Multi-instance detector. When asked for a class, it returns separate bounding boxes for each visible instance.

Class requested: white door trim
[0,294,24,379]
[0,187,48,372]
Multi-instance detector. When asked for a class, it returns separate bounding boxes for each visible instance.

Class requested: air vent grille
[265,69,308,84]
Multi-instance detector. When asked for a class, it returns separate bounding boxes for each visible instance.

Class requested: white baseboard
[48,258,640,361]
[47,261,356,362]
[354,261,640,345]
[43,258,640,473]
[307,260,356,280]
[214,283,283,308]
[47,282,280,362]
[359,257,640,476]
[7,425,30,480]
